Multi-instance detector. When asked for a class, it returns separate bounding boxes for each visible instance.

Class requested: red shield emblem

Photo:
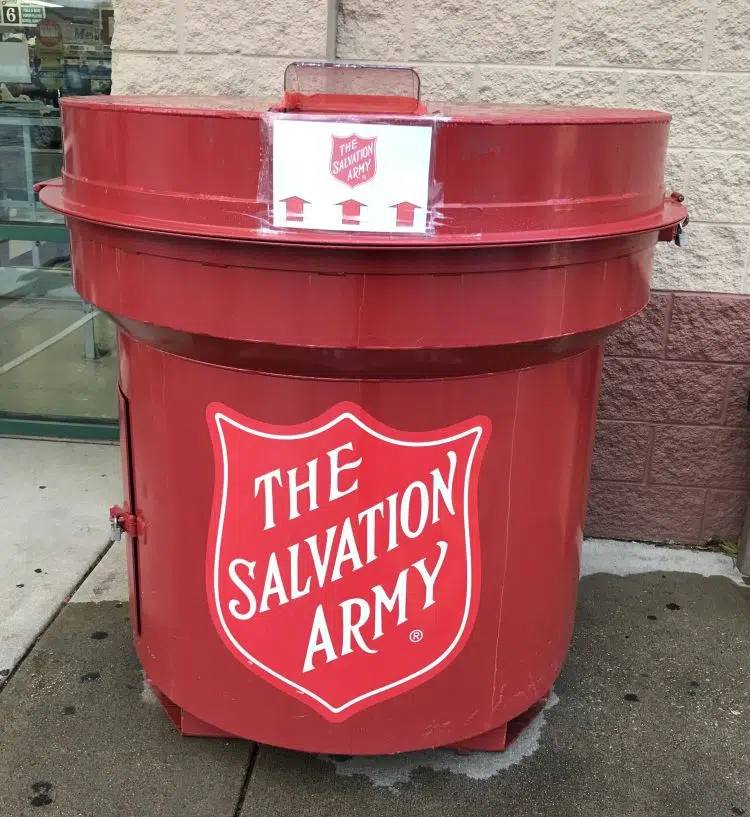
[206,402,490,722]
[330,134,377,188]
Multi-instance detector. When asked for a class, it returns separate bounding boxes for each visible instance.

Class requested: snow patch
[324,539,747,790]
[140,671,159,705]
[581,538,746,586]
[324,691,559,790]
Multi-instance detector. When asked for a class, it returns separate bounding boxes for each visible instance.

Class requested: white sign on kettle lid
[272,119,433,235]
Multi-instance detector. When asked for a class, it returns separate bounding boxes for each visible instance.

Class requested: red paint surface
[39,94,683,753]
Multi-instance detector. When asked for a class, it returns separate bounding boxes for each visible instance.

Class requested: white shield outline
[209,403,486,720]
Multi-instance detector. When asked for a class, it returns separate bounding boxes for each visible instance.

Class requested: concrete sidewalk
[1,438,749,817]
[0,437,120,680]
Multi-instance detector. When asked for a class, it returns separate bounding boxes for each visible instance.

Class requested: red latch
[109,505,141,540]
[658,192,689,244]
[33,177,62,195]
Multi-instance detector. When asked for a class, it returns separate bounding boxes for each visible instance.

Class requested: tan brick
[558,0,707,68]
[477,68,621,106]
[410,0,554,64]
[111,0,178,52]
[623,72,750,150]
[664,151,690,198]
[112,53,289,97]
[688,152,750,223]
[709,0,750,71]
[183,0,326,57]
[337,0,407,61]
[652,224,749,294]
[415,64,474,102]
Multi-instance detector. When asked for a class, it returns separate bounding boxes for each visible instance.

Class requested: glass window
[0,1,117,433]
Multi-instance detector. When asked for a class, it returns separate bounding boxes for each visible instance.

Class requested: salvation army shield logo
[206,401,490,722]
[330,134,377,188]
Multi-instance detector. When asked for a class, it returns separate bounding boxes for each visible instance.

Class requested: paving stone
[0,438,120,680]
[239,573,750,817]
[0,602,251,817]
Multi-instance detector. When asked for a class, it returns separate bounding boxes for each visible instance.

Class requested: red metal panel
[68,222,650,353]
[121,340,601,753]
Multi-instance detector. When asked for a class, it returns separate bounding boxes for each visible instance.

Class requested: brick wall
[110,0,750,544]
[589,292,750,544]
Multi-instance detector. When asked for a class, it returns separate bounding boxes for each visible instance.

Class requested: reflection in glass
[0,1,116,427]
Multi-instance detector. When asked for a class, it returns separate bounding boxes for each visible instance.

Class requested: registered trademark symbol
[409,629,424,643]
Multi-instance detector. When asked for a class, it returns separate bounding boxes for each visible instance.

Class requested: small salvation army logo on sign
[206,402,490,722]
[330,134,377,188]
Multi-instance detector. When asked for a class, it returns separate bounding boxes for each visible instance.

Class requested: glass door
[0,0,117,439]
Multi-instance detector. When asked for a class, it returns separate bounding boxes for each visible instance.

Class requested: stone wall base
[587,291,750,545]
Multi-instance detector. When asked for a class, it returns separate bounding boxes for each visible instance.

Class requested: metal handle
[275,62,425,115]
